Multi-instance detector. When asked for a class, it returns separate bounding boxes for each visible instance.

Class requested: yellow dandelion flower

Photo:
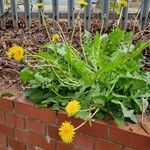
[7,45,24,61]
[119,0,127,7]
[59,121,75,144]
[79,1,88,7]
[52,34,60,43]
[66,100,81,116]
[36,3,44,7]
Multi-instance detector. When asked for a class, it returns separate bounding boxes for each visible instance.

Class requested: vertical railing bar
[52,0,59,21]
[140,0,150,29]
[24,0,31,28]
[11,0,18,28]
[68,0,75,28]
[113,0,117,20]
[84,0,91,30]
[120,0,130,29]
[0,0,5,29]
[101,0,110,26]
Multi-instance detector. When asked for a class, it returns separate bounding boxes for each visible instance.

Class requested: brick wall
[0,97,149,150]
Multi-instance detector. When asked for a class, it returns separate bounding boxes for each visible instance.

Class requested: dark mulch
[0,17,150,90]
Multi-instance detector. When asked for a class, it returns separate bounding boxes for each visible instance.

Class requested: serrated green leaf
[37,51,54,60]
[76,111,89,120]
[25,88,51,104]
[41,42,55,50]
[111,100,137,123]
[20,68,33,81]
[57,46,66,56]
[41,98,58,104]
[130,114,137,123]
[34,73,45,84]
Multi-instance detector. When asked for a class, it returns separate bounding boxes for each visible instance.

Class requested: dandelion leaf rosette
[20,28,150,125]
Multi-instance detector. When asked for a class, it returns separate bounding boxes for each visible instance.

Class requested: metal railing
[0,0,150,30]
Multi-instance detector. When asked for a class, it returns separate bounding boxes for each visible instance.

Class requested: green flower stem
[48,18,67,43]
[26,51,80,85]
[49,87,71,99]
[79,106,95,112]
[26,52,60,68]
[91,108,100,118]
[40,10,51,42]
[106,79,118,96]
[79,19,88,63]
[74,120,87,131]
[100,18,104,36]
[33,64,60,68]
[40,10,67,43]
[75,108,100,131]
[67,63,71,77]
[52,67,80,87]
[69,44,83,58]
[70,10,81,45]
[117,7,123,27]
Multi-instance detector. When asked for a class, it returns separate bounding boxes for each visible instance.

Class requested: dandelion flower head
[7,44,24,61]
[66,100,81,116]
[59,121,75,144]
[79,0,88,7]
[52,34,60,43]
[36,3,44,7]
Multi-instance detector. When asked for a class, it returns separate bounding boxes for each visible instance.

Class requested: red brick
[26,146,34,150]
[57,134,94,150]
[0,135,6,147]
[47,125,60,140]
[0,123,14,138]
[16,115,25,129]
[26,118,45,134]
[16,129,28,143]
[27,146,45,150]
[0,110,5,124]
[57,142,77,150]
[17,129,56,149]
[0,98,13,112]
[95,139,121,150]
[8,138,26,150]
[5,113,15,126]
[72,133,94,150]
[15,102,56,124]
[58,111,108,139]
[0,147,7,150]
[109,126,150,150]
[124,147,136,150]
[6,113,25,129]
[27,131,56,150]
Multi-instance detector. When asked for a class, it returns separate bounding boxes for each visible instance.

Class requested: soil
[120,115,150,137]
[0,17,150,137]
[103,114,150,137]
[0,17,149,89]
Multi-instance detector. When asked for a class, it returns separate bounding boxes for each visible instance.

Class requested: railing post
[68,0,75,28]
[101,0,110,26]
[11,0,18,28]
[120,0,130,29]
[52,0,59,21]
[0,0,5,29]
[140,0,150,29]
[84,0,91,30]
[24,0,31,28]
